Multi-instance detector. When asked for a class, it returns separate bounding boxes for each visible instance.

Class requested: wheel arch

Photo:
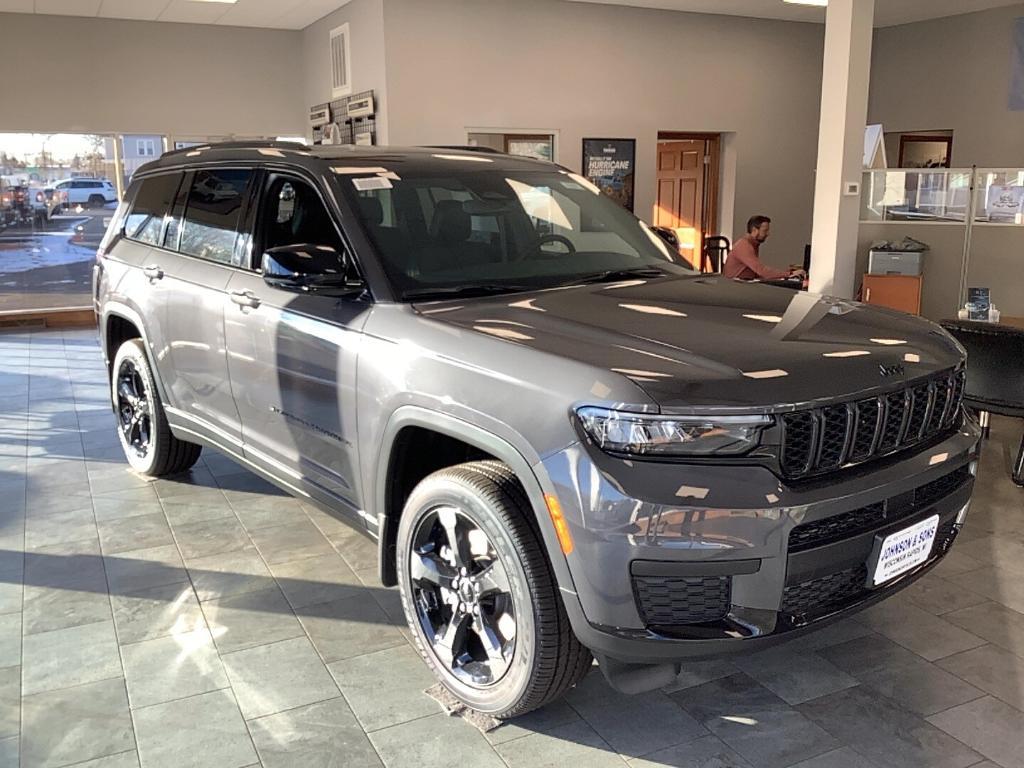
[100,303,171,407]
[374,407,577,598]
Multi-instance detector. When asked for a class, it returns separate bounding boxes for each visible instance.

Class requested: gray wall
[0,12,305,137]
[302,0,389,144]
[864,3,1024,320]
[869,4,1024,167]
[380,0,825,268]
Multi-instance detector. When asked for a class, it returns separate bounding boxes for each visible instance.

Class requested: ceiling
[567,0,1023,28]
[0,0,1019,29]
[0,0,352,29]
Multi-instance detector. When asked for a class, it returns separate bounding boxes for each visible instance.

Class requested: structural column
[808,0,875,298]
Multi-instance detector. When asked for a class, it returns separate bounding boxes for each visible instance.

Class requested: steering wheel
[525,233,577,260]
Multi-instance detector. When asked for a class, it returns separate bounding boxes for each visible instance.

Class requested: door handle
[230,290,261,309]
[143,265,163,281]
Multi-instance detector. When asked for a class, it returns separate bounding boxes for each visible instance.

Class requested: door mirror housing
[261,244,364,296]
[649,225,680,250]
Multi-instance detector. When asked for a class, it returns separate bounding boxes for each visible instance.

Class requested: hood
[415,276,964,411]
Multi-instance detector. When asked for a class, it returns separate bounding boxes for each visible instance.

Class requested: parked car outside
[94,142,981,718]
[54,177,117,208]
[29,187,61,222]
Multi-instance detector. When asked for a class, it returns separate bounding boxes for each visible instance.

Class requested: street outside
[0,203,113,312]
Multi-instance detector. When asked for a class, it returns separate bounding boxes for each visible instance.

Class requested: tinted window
[179,169,253,265]
[124,174,181,246]
[258,176,344,267]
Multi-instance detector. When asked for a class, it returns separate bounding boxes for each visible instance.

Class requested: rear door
[151,166,257,450]
[223,169,369,513]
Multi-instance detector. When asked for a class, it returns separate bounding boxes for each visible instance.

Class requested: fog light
[955,502,971,527]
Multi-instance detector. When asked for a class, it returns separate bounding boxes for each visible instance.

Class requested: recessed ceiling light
[784,0,828,6]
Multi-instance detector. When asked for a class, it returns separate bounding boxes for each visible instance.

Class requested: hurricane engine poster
[582,139,636,212]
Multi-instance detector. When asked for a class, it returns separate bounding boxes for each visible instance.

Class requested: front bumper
[539,414,981,664]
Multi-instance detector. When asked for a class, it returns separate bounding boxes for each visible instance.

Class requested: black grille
[782,565,867,617]
[633,575,731,627]
[780,369,964,480]
[788,466,971,552]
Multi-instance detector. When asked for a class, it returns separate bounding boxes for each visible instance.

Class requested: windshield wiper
[404,284,536,301]
[568,266,669,285]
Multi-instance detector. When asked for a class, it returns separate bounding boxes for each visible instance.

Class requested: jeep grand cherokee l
[94,142,980,718]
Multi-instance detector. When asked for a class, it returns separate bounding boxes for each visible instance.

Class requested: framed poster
[582,138,636,211]
[898,135,952,168]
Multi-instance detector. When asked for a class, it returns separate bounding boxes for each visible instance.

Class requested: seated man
[724,215,805,281]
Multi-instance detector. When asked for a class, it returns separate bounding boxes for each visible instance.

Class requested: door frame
[654,132,722,265]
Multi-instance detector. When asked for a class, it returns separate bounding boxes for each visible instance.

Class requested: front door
[224,171,370,514]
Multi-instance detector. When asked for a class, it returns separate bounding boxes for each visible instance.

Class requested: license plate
[871,514,940,586]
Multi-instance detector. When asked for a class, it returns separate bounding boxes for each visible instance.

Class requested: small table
[1001,316,1024,330]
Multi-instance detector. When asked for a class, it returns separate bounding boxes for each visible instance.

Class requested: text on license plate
[872,514,939,586]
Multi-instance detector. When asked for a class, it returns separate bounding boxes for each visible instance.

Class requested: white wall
[302,0,389,144]
[0,12,305,137]
[380,0,825,268]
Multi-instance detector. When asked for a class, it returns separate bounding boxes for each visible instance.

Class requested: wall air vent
[330,23,352,98]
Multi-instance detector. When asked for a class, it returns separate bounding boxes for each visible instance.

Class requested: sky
[0,133,107,163]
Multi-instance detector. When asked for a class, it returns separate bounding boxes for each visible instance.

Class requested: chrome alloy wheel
[409,506,517,687]
[115,358,152,459]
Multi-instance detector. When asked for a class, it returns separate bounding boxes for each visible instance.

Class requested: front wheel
[111,339,201,476]
[396,461,592,718]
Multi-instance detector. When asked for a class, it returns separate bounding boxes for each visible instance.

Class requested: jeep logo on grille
[879,363,905,378]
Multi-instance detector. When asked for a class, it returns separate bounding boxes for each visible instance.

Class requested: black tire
[88,194,105,208]
[111,339,201,476]
[396,460,592,718]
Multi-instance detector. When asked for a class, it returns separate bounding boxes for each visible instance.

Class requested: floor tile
[0,666,18,739]
[111,581,206,645]
[936,643,1024,710]
[268,552,363,610]
[72,751,141,768]
[91,498,164,523]
[202,587,304,653]
[927,696,1024,768]
[673,674,838,768]
[327,644,439,732]
[785,747,881,767]
[567,670,707,758]
[121,627,229,708]
[24,537,104,589]
[857,598,985,661]
[662,659,740,694]
[22,581,112,635]
[494,719,627,767]
[186,546,276,602]
[98,513,173,555]
[900,574,990,616]
[368,711,505,768]
[221,636,340,720]
[132,689,257,768]
[22,619,121,695]
[627,734,752,767]
[484,698,581,746]
[247,697,382,768]
[797,686,980,768]
[247,520,334,565]
[945,601,1024,658]
[231,499,308,533]
[732,647,858,705]
[22,677,135,768]
[171,517,250,560]
[25,506,97,550]
[958,567,1024,614]
[296,592,405,663]
[104,544,187,595]
[159,500,234,528]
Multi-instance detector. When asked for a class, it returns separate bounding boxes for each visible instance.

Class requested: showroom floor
[2,328,1024,768]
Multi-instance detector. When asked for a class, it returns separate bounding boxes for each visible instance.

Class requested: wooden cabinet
[863,274,922,315]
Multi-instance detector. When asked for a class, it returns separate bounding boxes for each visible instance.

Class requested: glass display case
[861,169,973,222]
[973,168,1024,225]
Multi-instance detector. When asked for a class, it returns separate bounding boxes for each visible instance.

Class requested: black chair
[702,236,730,273]
[940,319,1024,486]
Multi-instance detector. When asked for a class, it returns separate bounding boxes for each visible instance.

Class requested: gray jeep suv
[94,142,980,718]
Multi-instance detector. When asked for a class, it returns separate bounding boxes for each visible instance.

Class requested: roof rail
[161,139,306,158]
[423,145,505,155]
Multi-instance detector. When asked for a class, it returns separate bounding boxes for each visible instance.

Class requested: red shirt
[724,235,790,280]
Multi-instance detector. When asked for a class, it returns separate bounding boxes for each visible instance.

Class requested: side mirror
[650,226,680,250]
[261,243,364,296]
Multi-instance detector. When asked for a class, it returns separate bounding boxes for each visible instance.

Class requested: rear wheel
[111,339,201,476]
[396,460,591,718]
[88,194,105,208]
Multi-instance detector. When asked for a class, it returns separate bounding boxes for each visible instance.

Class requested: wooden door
[654,141,705,268]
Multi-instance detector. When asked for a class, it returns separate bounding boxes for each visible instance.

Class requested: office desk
[1002,316,1024,330]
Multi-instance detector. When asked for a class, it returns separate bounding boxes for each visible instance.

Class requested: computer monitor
[803,244,811,274]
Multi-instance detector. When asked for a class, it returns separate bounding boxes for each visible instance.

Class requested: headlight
[577,407,771,457]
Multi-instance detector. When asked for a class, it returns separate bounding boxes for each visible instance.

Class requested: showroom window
[178,168,254,266]
[124,173,182,246]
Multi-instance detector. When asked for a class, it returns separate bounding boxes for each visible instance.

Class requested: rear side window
[178,169,253,265]
[124,174,182,246]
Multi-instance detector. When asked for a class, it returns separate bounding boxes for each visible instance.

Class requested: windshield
[335,166,694,300]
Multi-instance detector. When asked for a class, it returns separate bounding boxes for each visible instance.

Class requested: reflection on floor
[1,327,1023,768]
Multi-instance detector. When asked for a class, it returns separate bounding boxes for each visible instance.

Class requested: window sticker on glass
[353,176,393,191]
